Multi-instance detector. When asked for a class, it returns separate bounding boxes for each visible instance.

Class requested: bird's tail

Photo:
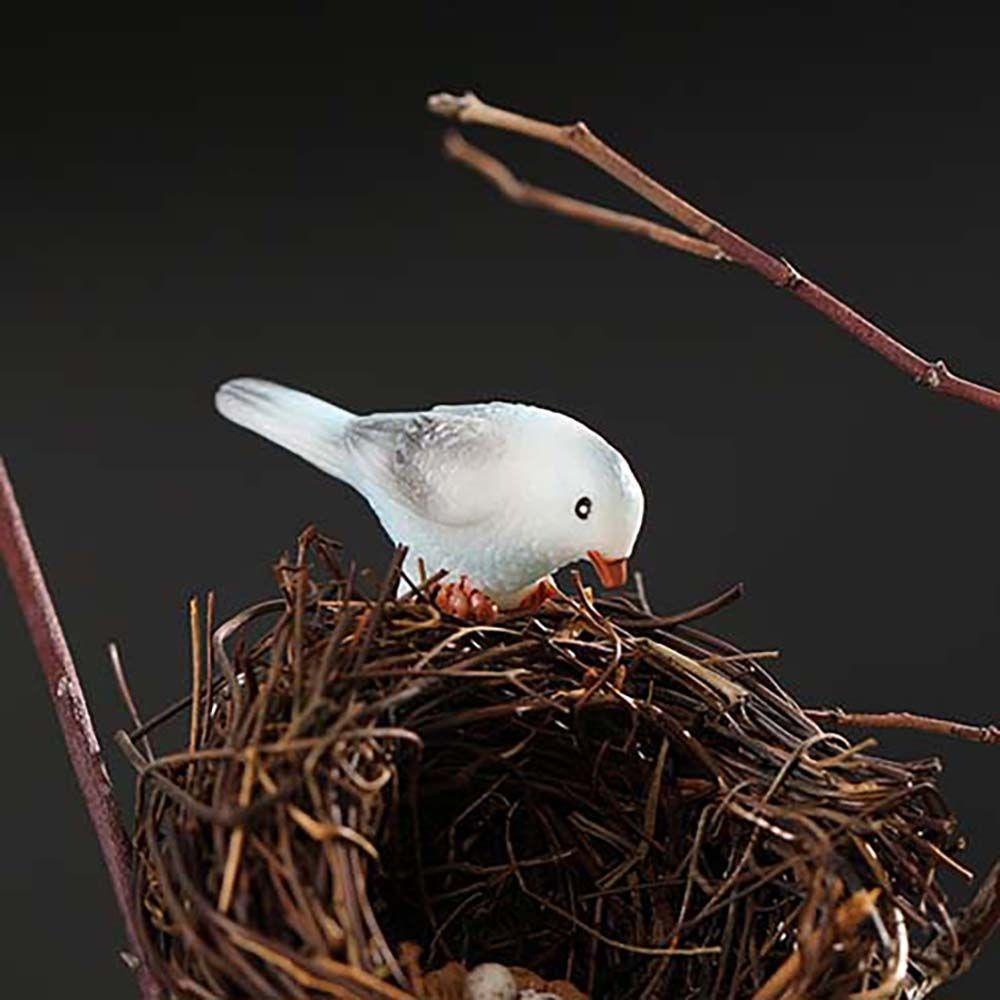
[215,377,356,480]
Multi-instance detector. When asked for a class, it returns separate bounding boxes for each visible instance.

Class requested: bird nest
[120,529,992,999]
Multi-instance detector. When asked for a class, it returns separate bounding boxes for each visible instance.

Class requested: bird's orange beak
[587,550,629,588]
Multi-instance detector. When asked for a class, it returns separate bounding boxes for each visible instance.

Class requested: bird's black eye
[575,496,592,520]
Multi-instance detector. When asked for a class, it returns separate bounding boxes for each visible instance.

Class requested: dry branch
[0,458,161,1000]
[428,91,1000,414]
[441,130,724,261]
[912,861,1000,997]
[806,708,999,745]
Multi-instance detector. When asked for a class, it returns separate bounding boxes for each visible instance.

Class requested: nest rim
[121,528,981,1000]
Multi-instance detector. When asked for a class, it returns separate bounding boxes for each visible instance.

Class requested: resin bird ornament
[216,378,644,623]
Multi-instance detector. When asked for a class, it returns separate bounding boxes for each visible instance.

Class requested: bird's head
[522,413,645,590]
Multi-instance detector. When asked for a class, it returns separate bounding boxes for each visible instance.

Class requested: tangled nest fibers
[119,529,996,999]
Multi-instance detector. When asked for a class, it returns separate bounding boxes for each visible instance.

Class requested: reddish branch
[428,91,1000,414]
[806,708,999,745]
[915,861,1000,997]
[949,861,1000,976]
[441,130,724,260]
[0,459,161,1000]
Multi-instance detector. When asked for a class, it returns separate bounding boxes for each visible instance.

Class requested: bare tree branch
[428,91,1000,414]
[0,458,161,999]
[442,129,724,261]
[806,707,999,745]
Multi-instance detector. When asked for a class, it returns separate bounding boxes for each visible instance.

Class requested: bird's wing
[345,404,513,526]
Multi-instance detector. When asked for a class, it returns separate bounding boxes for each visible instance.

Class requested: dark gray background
[2,9,997,997]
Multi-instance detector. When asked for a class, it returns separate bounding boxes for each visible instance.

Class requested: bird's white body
[216,379,644,608]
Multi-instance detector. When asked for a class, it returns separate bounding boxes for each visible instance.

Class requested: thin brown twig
[202,590,215,745]
[610,581,744,629]
[0,457,162,999]
[442,129,724,261]
[188,595,203,757]
[428,91,1000,414]
[109,641,154,762]
[807,708,999,745]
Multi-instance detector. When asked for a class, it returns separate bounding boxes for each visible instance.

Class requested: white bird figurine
[215,378,645,623]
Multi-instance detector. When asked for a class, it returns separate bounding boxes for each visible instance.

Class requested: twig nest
[464,963,517,1000]
[121,530,986,998]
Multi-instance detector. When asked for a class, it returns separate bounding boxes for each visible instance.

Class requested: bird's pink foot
[434,576,499,624]
[517,577,562,613]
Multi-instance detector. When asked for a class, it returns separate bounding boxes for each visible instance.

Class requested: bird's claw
[434,576,499,624]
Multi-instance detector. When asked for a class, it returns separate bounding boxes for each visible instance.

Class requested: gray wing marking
[345,405,511,526]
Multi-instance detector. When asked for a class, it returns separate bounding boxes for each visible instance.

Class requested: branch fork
[428,90,1000,413]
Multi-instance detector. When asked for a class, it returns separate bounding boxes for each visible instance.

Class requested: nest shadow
[121,529,978,999]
